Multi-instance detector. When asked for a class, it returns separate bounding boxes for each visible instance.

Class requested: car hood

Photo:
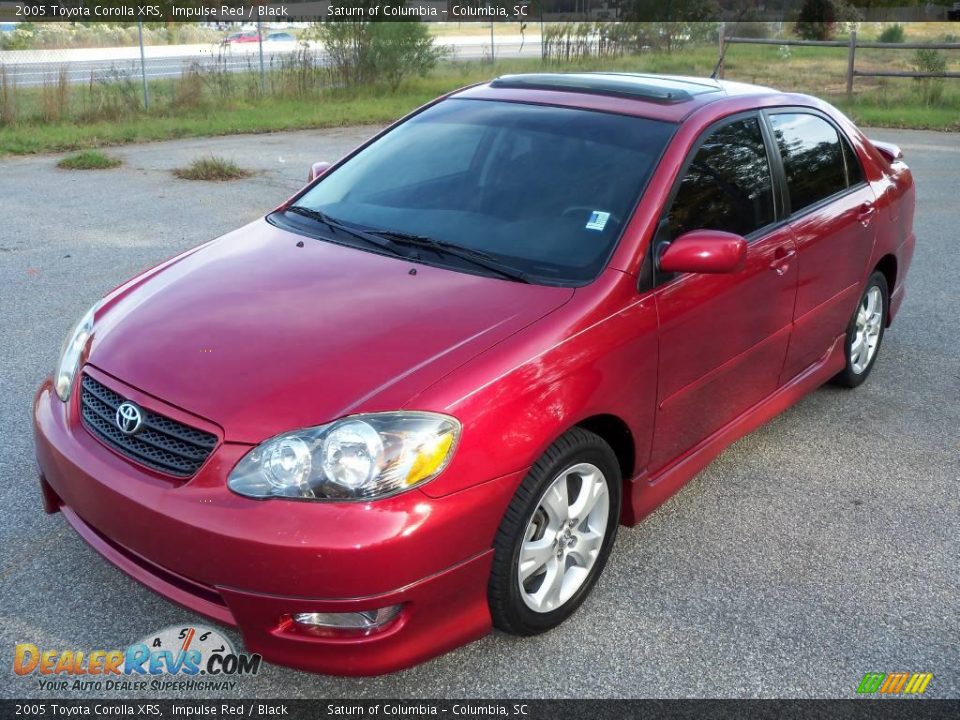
[88,220,573,443]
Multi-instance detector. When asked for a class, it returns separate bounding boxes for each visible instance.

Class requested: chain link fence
[0,22,542,127]
[0,22,538,95]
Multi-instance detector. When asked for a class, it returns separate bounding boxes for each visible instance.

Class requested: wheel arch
[874,254,897,325]
[575,414,636,484]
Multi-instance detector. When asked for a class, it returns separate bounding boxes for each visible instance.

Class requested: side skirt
[621,334,847,526]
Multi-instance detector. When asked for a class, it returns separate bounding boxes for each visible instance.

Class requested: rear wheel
[488,428,621,635]
[833,271,888,388]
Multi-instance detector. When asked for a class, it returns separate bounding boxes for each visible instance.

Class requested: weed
[173,156,252,181]
[57,150,122,170]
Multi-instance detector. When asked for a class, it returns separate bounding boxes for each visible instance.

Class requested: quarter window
[841,135,864,186]
[769,113,848,213]
[667,117,775,241]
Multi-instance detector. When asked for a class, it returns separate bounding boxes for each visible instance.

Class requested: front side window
[288,99,675,285]
[667,117,775,241]
[769,113,848,213]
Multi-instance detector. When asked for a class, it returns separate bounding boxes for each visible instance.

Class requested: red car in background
[221,30,261,45]
[33,73,915,675]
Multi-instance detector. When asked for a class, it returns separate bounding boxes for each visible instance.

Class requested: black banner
[1,0,953,24]
[1,700,959,720]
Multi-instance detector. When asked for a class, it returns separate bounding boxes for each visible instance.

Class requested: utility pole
[257,19,266,93]
[137,20,149,110]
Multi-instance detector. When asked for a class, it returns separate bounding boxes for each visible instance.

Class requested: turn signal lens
[405,431,455,486]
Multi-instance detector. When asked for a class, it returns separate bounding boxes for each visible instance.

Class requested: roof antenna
[710,40,727,80]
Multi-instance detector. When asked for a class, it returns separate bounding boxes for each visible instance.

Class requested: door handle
[858,202,876,227]
[769,247,796,276]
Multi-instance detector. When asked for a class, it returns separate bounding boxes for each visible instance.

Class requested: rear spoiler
[870,139,904,164]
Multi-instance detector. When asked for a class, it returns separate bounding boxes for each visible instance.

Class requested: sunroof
[489,73,720,103]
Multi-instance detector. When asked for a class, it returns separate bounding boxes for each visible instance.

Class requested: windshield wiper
[286,208,531,283]
[285,205,405,257]
[368,229,531,284]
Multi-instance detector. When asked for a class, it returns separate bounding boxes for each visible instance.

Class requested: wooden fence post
[846,29,857,100]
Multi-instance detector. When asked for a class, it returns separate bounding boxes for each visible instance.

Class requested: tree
[795,0,837,41]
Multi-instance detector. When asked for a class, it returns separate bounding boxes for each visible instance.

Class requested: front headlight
[54,302,100,402]
[227,412,460,501]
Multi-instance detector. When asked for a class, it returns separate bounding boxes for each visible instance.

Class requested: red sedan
[222,30,261,45]
[34,73,915,675]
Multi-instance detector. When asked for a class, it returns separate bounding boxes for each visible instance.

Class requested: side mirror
[307,161,332,184]
[658,229,747,275]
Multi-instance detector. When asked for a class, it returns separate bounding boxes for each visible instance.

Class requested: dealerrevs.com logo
[13,625,262,692]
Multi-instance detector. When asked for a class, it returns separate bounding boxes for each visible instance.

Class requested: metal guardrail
[722,32,960,97]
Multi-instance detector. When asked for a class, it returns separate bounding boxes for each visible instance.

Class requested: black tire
[488,427,621,636]
[833,271,889,388]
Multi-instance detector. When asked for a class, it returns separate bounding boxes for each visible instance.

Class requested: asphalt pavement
[0,126,956,699]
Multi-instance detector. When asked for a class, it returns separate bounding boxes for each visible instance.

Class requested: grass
[1,28,958,157]
[172,156,252,181]
[56,149,122,170]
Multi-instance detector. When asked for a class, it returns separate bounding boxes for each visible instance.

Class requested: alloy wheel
[851,285,884,374]
[517,462,610,613]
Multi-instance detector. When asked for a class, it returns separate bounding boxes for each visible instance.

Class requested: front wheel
[833,271,889,388]
[488,428,621,635]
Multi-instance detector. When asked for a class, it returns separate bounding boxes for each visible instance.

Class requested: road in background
[0,35,543,86]
[0,127,956,699]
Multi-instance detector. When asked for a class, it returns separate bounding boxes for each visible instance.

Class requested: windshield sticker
[585,211,610,231]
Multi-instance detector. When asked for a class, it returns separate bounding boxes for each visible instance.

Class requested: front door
[649,114,798,472]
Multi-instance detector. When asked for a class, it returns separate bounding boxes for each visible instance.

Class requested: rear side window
[667,117,775,240]
[769,113,848,213]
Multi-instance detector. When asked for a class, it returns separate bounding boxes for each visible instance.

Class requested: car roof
[452,72,797,123]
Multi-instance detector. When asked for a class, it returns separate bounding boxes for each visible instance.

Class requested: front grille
[79,374,217,478]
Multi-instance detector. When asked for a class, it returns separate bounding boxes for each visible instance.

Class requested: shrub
[734,22,774,40]
[878,24,905,44]
[173,62,206,110]
[832,0,862,24]
[913,49,947,106]
[367,22,448,90]
[621,2,721,52]
[795,0,836,41]
[312,2,447,90]
[83,67,142,120]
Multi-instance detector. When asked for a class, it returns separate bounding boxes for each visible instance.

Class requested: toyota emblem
[115,402,143,435]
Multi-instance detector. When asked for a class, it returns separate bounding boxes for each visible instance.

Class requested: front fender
[410,269,658,499]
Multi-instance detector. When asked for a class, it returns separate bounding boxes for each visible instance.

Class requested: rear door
[649,114,798,472]
[764,111,878,380]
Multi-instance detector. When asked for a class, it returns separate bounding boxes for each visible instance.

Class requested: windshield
[288,99,675,285]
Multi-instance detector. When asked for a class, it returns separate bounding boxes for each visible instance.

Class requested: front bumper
[33,371,523,675]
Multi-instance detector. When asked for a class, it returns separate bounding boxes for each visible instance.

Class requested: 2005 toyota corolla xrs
[34,73,915,675]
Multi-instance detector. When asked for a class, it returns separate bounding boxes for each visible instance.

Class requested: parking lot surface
[0,126,957,699]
